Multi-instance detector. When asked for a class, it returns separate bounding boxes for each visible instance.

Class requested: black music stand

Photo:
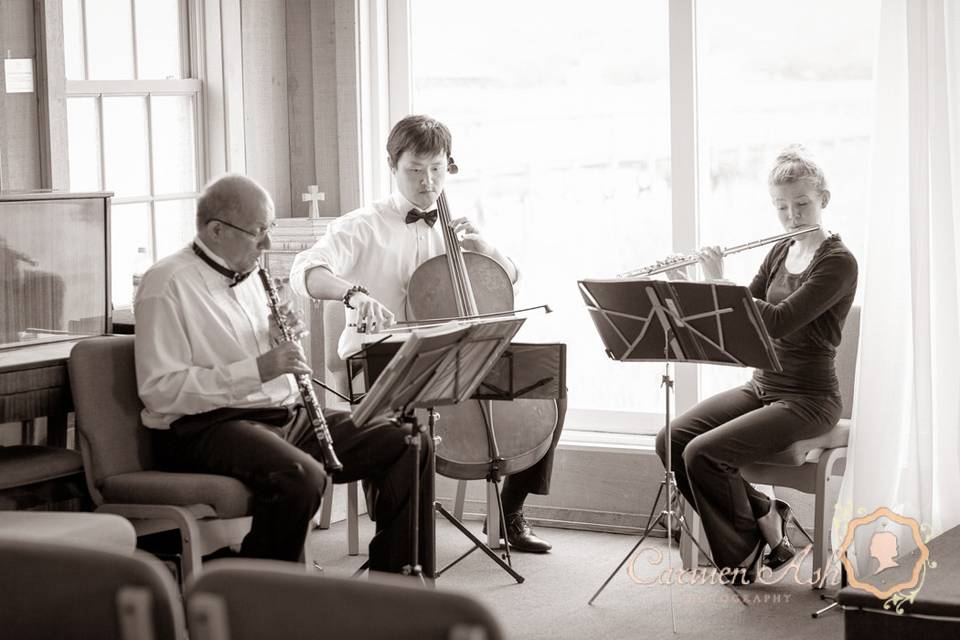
[349,318,525,584]
[577,278,781,617]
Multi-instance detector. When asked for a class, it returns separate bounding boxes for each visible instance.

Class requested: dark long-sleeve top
[749,234,858,397]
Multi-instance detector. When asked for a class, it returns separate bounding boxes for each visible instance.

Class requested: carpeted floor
[308,518,845,640]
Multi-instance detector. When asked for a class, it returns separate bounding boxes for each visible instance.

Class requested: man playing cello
[290,114,563,553]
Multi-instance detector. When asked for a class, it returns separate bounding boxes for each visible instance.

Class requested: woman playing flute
[656,145,858,582]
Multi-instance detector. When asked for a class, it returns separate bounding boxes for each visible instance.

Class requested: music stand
[577,278,781,618]
[351,333,565,584]
[349,317,525,584]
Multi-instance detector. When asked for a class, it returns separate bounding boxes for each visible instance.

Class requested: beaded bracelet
[341,284,369,310]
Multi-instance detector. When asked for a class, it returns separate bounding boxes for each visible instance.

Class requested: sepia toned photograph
[1,1,958,638]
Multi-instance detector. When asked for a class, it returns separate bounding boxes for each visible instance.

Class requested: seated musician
[655,145,858,581]
[134,174,434,574]
[290,114,564,553]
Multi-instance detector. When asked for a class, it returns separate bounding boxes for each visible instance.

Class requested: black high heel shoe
[764,498,797,570]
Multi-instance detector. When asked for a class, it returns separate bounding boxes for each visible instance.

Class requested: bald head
[195,174,275,273]
[197,174,273,230]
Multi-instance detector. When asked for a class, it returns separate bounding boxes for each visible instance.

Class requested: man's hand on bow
[350,291,396,334]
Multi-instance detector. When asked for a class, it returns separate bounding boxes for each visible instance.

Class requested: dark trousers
[501,398,567,498]
[655,384,841,568]
[154,405,434,576]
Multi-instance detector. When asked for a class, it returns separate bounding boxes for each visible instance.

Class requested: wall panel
[0,0,42,190]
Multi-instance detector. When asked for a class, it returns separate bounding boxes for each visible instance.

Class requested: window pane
[155,199,196,258]
[102,96,150,198]
[110,202,151,309]
[151,95,197,194]
[62,0,85,80]
[85,0,135,80]
[696,0,878,398]
[410,0,672,419]
[66,97,102,191]
[134,0,183,79]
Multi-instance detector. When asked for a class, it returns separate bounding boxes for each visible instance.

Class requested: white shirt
[134,238,297,429]
[289,193,450,358]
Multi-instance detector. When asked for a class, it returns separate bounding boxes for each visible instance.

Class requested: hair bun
[768,144,828,192]
[775,144,810,164]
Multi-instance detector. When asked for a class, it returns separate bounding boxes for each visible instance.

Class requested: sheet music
[351,319,524,427]
[578,279,781,371]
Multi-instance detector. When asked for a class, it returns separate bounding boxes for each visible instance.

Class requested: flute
[618,225,821,278]
[258,263,343,473]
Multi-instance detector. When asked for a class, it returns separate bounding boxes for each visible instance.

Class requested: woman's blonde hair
[768,144,828,194]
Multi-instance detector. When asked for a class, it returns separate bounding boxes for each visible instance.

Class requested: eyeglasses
[210,218,277,241]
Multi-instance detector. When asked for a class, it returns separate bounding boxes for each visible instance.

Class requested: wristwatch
[341,284,369,310]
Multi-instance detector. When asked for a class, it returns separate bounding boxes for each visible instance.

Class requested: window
[696,0,878,398]
[385,0,879,434]
[403,0,673,433]
[62,0,202,309]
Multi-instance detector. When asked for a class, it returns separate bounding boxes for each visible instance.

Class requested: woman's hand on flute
[662,254,692,281]
[697,245,725,281]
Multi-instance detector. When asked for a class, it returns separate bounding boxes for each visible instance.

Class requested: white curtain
[834,0,960,551]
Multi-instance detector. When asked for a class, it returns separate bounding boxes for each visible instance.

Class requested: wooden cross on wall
[302,185,325,218]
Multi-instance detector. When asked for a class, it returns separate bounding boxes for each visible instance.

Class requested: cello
[404,163,560,485]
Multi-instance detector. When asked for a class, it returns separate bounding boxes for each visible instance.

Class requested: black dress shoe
[483,513,553,553]
[504,513,552,553]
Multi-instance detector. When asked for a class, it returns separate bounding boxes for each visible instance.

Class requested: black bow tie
[192,243,253,287]
[405,209,438,227]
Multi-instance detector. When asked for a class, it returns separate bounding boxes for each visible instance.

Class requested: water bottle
[131,246,151,308]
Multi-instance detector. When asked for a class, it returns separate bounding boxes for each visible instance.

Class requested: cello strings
[437,191,478,316]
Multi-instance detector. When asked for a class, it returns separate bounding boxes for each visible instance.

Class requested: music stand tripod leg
[812,599,840,619]
[352,412,432,584]
[590,347,679,605]
[491,472,513,566]
[435,500,525,583]
[477,399,521,572]
[588,475,749,606]
[811,561,847,618]
[433,397,526,584]
[588,489,667,605]
[578,279,784,610]
[432,459,524,582]
[400,412,428,586]
[589,355,748,607]
[351,561,369,579]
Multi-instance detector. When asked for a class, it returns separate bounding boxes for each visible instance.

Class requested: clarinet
[257,263,343,473]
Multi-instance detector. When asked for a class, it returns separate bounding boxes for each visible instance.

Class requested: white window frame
[38,0,244,250]
[367,0,703,434]
[62,0,204,265]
